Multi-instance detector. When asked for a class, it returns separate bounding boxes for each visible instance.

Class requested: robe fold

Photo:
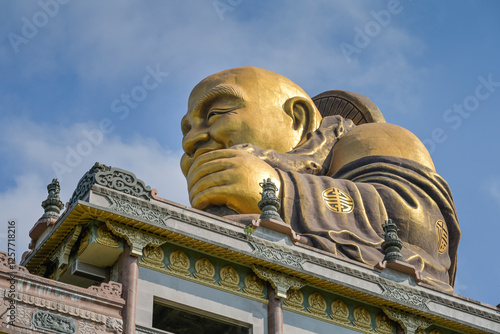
[231,115,460,291]
[277,136,460,292]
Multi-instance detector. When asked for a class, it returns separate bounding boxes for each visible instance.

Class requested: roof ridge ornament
[68,162,152,207]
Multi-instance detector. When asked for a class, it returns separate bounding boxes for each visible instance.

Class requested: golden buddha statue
[180,66,460,292]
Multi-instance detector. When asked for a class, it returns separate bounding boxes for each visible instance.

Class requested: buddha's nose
[182,129,210,157]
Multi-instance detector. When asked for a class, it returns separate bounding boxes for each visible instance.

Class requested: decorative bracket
[51,225,82,271]
[383,308,431,334]
[105,221,166,257]
[252,266,305,299]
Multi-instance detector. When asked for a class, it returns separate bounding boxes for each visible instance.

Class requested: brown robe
[241,115,460,291]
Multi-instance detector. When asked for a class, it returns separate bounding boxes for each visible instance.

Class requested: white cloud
[486,178,500,207]
[0,173,46,258]
[0,0,430,260]
[2,1,428,108]
[452,279,468,296]
[0,117,189,256]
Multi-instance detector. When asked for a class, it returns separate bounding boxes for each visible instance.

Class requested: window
[153,302,251,334]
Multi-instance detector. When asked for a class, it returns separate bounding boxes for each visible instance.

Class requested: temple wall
[137,266,267,333]
[0,251,124,334]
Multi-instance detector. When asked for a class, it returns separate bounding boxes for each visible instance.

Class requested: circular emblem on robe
[322,187,354,213]
[435,220,448,254]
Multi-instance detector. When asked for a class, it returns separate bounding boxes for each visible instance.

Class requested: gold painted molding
[330,299,350,324]
[252,265,305,299]
[383,308,432,334]
[105,220,166,257]
[353,306,372,331]
[141,245,165,268]
[50,225,82,274]
[375,313,395,334]
[96,224,120,248]
[307,292,328,318]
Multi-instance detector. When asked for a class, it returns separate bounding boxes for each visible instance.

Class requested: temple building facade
[1,163,499,333]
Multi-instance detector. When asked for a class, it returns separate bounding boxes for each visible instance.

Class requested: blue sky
[1,1,499,306]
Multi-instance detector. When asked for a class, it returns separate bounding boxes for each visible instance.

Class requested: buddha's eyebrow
[193,84,245,113]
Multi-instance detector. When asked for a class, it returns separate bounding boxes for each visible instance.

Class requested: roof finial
[40,178,64,220]
[258,178,283,222]
[381,219,405,262]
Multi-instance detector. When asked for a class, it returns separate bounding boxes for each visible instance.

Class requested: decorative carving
[330,299,350,324]
[141,245,165,268]
[68,162,111,207]
[435,220,448,254]
[68,162,152,207]
[307,292,327,317]
[250,241,305,268]
[375,313,395,334]
[51,225,82,271]
[219,265,240,291]
[322,187,354,213]
[108,197,170,226]
[88,281,122,298]
[12,291,109,324]
[78,228,90,255]
[95,166,151,199]
[78,319,98,334]
[384,308,431,334]
[0,252,10,268]
[243,273,265,298]
[168,250,190,275]
[252,266,305,299]
[96,224,120,247]
[353,306,372,330]
[106,317,123,333]
[31,310,78,334]
[15,306,32,326]
[380,284,429,309]
[106,220,166,257]
[284,289,304,311]
[0,251,19,270]
[194,258,215,283]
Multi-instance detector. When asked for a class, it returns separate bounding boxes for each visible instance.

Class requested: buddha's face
[180,67,307,176]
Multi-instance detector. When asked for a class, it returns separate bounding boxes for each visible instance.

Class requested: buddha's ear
[283,96,319,141]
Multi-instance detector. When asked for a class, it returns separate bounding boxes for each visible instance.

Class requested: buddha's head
[180,66,321,176]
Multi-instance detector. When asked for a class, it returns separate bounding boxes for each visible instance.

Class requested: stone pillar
[118,243,139,334]
[267,283,283,334]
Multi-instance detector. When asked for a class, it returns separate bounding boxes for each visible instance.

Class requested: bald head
[188,66,321,122]
[181,66,321,176]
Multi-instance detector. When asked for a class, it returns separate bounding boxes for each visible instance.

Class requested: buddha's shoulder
[330,122,435,174]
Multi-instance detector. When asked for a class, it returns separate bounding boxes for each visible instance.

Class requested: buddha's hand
[186,149,280,214]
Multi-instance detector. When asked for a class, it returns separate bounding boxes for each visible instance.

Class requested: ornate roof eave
[22,183,500,334]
